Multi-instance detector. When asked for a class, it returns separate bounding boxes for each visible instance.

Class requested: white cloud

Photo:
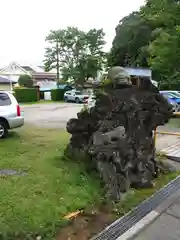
[0,0,145,67]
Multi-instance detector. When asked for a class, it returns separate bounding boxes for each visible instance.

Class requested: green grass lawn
[113,171,179,216]
[0,127,101,238]
[167,117,180,128]
[0,126,179,239]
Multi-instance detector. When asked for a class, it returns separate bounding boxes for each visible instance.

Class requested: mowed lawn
[0,126,101,237]
[168,117,180,128]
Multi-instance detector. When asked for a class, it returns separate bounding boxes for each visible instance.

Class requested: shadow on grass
[5,131,21,140]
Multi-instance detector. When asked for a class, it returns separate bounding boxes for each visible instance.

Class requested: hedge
[14,88,38,103]
[159,83,180,90]
[51,89,66,101]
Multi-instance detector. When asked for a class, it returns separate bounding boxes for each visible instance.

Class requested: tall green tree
[140,0,180,29]
[148,29,180,84]
[44,29,68,80]
[108,0,180,86]
[44,27,106,85]
[141,0,180,83]
[108,12,152,67]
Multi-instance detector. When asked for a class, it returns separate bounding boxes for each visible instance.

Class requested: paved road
[21,103,180,152]
[21,103,180,130]
[21,103,83,128]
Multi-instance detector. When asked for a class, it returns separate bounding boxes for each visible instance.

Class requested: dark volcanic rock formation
[66,67,173,201]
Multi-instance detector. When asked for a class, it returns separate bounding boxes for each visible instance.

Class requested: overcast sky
[0,0,145,67]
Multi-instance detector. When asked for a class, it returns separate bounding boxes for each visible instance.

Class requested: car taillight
[17,105,21,116]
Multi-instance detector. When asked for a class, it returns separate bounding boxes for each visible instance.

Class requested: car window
[168,93,177,98]
[162,93,173,99]
[75,91,82,95]
[170,92,180,98]
[161,93,168,98]
[163,91,178,97]
[0,93,11,106]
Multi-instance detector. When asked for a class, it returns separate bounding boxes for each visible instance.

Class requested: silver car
[64,90,89,103]
[86,94,96,109]
[0,91,24,138]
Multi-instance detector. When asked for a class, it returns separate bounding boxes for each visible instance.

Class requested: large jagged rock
[66,67,173,201]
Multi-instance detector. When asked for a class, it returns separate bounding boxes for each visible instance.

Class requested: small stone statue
[107,66,132,87]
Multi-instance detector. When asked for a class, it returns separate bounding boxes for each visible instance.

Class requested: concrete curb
[117,189,180,240]
[91,176,180,240]
[116,210,159,240]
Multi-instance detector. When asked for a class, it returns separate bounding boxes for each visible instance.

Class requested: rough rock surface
[66,68,173,201]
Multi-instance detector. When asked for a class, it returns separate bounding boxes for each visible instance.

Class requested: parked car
[86,94,96,108]
[0,91,24,138]
[160,91,179,112]
[160,91,180,104]
[161,90,180,98]
[64,90,89,103]
[168,99,180,112]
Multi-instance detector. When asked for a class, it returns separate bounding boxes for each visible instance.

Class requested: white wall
[0,84,11,91]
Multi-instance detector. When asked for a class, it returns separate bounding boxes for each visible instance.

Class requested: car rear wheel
[64,96,68,102]
[75,97,80,103]
[0,121,8,139]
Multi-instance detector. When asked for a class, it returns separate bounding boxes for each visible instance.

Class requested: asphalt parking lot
[20,103,180,152]
[21,103,83,128]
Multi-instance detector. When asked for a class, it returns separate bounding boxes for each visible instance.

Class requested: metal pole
[173,112,180,116]
[9,75,13,91]
[56,40,60,82]
[154,128,157,146]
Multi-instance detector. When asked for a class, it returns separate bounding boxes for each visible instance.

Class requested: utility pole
[9,75,13,91]
[56,39,60,83]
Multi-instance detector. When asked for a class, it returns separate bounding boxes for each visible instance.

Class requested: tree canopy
[108,0,180,86]
[44,27,106,85]
[18,75,33,88]
[108,12,152,68]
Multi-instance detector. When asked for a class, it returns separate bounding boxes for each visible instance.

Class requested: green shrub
[101,78,113,86]
[18,75,33,88]
[159,82,180,90]
[51,89,66,101]
[15,88,38,103]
